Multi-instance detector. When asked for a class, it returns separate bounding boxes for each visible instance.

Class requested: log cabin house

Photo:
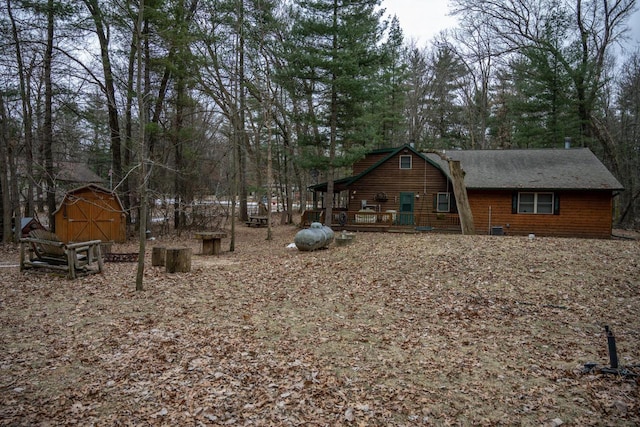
[306,145,623,238]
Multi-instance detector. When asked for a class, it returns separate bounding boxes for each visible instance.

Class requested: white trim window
[517,192,554,214]
[436,192,451,212]
[399,155,412,169]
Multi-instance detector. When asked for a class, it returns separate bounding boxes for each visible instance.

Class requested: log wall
[345,151,450,218]
[468,190,615,239]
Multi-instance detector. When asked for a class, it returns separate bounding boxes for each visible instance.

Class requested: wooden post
[448,159,476,235]
[67,248,77,279]
[94,244,104,274]
[152,246,166,266]
[165,247,191,273]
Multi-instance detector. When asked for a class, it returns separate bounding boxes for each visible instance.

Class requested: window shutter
[433,194,437,210]
[554,193,560,215]
[512,192,518,214]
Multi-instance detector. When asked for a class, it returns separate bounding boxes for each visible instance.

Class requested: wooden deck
[302,210,461,233]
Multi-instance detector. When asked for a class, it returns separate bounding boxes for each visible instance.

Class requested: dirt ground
[1,225,639,426]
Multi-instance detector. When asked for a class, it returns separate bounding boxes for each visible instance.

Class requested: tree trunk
[44,0,56,231]
[83,0,122,189]
[0,91,12,242]
[266,103,273,240]
[173,76,185,231]
[135,0,147,292]
[8,0,34,218]
[238,1,249,223]
[122,23,138,223]
[325,1,339,227]
[448,160,475,235]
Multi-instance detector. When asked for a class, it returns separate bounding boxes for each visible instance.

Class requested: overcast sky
[381,0,457,44]
[381,0,640,53]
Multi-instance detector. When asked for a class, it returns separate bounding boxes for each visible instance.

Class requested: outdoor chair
[20,229,104,279]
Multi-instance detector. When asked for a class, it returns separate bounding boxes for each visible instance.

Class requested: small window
[436,192,450,212]
[399,155,412,169]
[518,192,554,214]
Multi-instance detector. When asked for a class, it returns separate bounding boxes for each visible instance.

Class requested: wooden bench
[20,230,103,279]
[245,216,268,227]
[194,231,227,255]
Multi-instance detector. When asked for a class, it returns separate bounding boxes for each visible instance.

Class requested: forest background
[1,0,639,243]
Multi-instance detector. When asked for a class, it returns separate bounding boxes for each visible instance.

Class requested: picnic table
[194,231,227,255]
[245,216,268,227]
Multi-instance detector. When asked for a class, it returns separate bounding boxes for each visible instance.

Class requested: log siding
[468,190,614,238]
[312,145,620,239]
[345,152,451,218]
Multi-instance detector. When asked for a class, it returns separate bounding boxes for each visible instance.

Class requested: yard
[1,224,638,426]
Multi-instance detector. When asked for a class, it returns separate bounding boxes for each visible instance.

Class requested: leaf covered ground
[1,225,639,426]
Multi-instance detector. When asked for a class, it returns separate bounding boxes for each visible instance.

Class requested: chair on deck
[20,230,104,279]
[301,210,325,227]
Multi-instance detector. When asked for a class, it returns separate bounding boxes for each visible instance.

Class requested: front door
[399,192,414,225]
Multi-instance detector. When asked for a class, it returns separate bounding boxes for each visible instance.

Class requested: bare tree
[404,43,433,148]
[43,0,57,230]
[450,21,496,149]
[135,0,147,292]
[7,0,35,218]
[82,0,123,190]
[614,52,640,227]
[0,91,13,242]
[451,0,636,171]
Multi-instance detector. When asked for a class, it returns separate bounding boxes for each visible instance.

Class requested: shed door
[67,195,117,242]
[399,192,414,225]
[92,199,115,242]
[68,201,90,242]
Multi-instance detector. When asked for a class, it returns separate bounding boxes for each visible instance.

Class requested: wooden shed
[54,184,126,243]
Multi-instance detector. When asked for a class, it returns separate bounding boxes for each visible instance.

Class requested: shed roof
[55,162,106,184]
[53,184,125,215]
[425,148,624,191]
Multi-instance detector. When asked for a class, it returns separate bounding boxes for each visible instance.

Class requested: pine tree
[376,15,408,148]
[283,0,387,225]
[426,43,467,148]
[507,48,579,148]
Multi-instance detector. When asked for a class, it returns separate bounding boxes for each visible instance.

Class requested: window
[517,192,554,214]
[399,155,412,169]
[436,192,450,212]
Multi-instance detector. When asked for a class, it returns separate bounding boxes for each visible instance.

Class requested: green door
[399,192,414,225]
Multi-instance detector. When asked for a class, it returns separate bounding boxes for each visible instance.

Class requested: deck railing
[332,210,460,231]
[300,209,461,231]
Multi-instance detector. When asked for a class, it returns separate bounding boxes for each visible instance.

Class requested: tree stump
[152,246,166,266]
[165,247,191,273]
